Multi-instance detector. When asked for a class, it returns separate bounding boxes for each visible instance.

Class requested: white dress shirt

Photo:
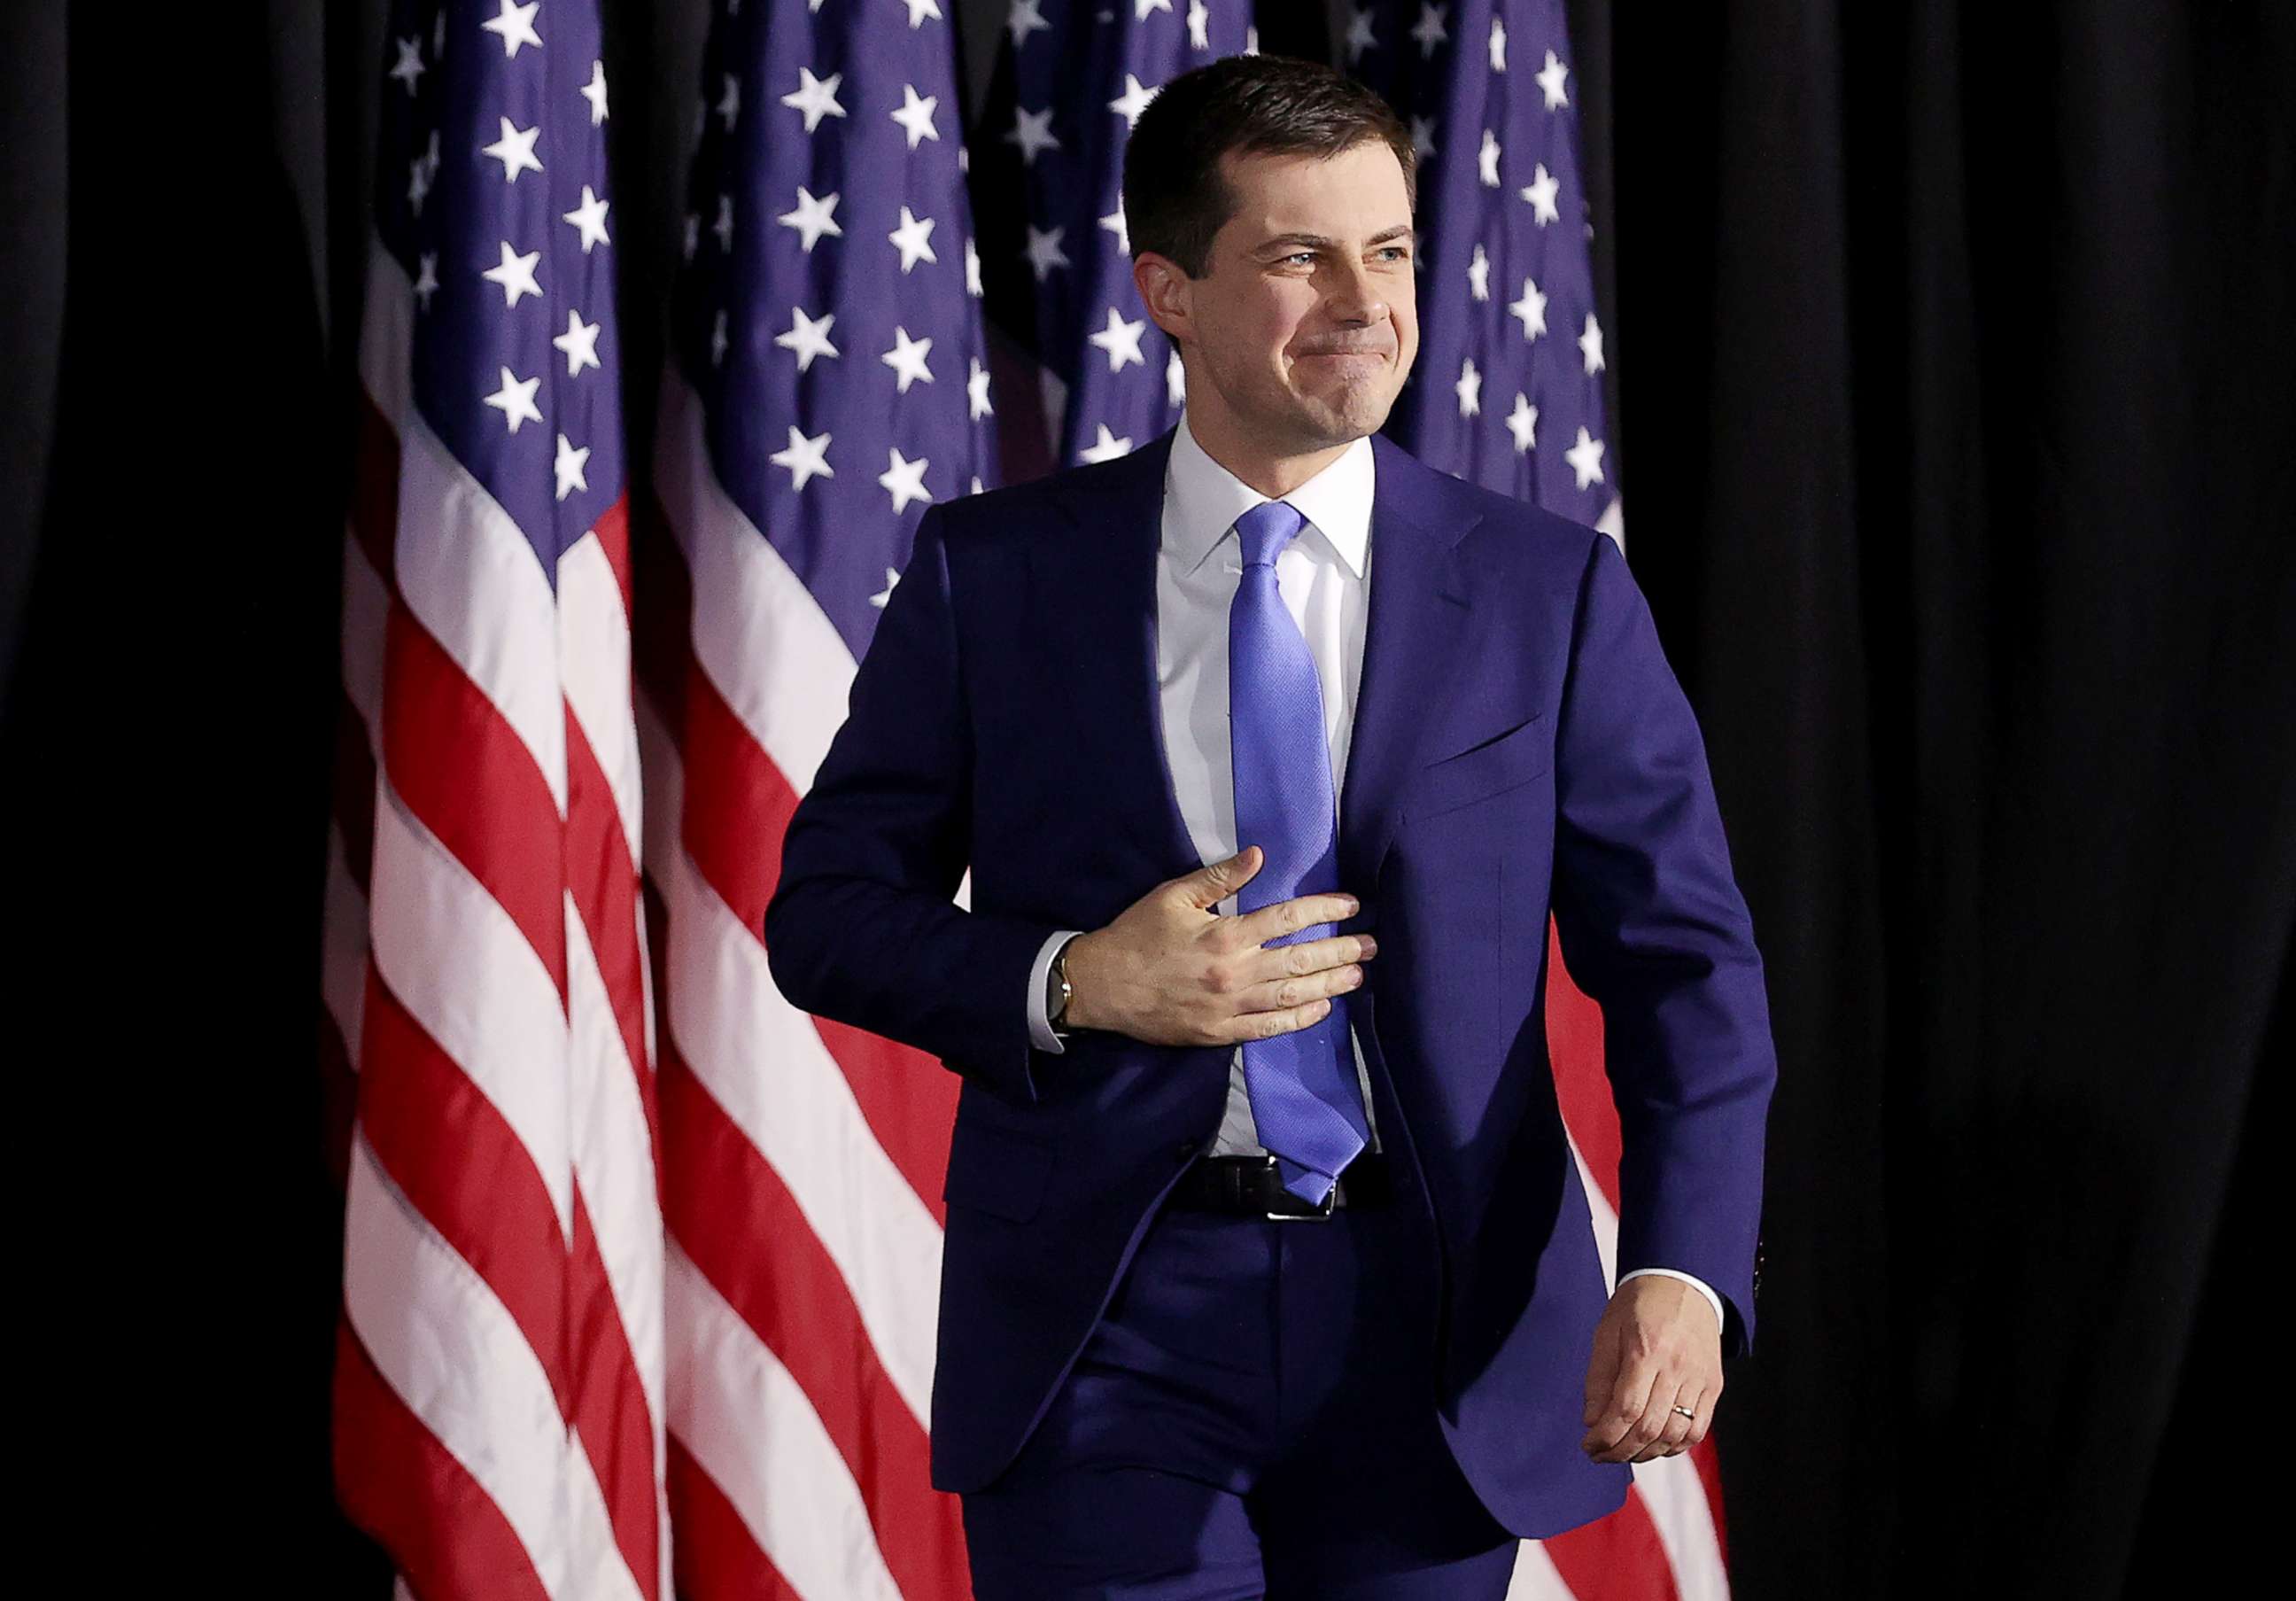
[1022,408,1723,1332]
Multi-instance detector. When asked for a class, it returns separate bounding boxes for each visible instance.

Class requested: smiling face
[1134,138,1420,492]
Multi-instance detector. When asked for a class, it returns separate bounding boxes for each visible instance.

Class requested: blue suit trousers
[959,1170,1519,1599]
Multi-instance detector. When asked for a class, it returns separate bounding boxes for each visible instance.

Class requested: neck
[1185,403,1355,500]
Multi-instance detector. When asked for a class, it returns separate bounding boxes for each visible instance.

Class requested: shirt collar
[1164,406,1375,579]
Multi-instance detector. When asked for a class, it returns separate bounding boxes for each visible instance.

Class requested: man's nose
[1324,257,1389,327]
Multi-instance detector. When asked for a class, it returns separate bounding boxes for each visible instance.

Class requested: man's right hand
[1059,845,1377,1047]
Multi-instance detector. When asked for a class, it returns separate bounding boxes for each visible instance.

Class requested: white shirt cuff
[1027,929,1085,1053]
[1618,1267,1726,1335]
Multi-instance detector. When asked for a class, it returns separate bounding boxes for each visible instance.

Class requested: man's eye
[1278,247,1408,266]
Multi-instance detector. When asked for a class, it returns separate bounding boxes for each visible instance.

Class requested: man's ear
[1134,252,1191,346]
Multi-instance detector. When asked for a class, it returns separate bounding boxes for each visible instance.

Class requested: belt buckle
[1265,1172,1341,1223]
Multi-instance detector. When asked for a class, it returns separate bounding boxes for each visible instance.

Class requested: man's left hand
[1579,1275,1722,1464]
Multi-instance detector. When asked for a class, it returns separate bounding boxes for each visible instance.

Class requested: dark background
[5,2,2288,1593]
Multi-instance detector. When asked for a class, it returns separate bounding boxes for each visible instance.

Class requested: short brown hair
[1121,53,1417,281]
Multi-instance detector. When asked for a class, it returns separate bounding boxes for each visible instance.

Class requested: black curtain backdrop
[8,3,2288,1593]
[1594,5,2296,1594]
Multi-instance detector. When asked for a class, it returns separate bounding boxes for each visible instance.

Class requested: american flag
[1353,0,1622,540]
[324,2,667,1597]
[968,0,1257,471]
[1349,5,1732,1598]
[635,0,996,1596]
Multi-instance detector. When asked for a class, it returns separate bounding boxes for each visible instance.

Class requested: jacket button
[1175,1141,1198,1162]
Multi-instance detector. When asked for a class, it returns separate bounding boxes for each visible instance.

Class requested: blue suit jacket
[764,424,1775,1536]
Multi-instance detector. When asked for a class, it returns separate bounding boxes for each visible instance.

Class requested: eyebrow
[1254,226,1416,254]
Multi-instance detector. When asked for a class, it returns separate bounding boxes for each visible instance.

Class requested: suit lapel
[1031,424,1485,892]
[1036,426,1203,876]
[1339,432,1481,893]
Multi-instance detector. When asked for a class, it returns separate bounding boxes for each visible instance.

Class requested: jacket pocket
[1408,711,1551,822]
[941,1115,1055,1223]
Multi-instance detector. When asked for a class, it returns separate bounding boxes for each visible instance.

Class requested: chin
[1276,402,1345,438]
[1325,393,1396,434]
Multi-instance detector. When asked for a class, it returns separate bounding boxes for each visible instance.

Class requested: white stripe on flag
[560,529,645,860]
[659,809,944,1426]
[666,1243,904,1601]
[565,890,668,1427]
[392,404,570,816]
[638,693,945,1425]
[344,1133,647,1601]
[1571,1138,1620,1294]
[367,777,574,1236]
[654,377,857,796]
[1631,1449,1732,1601]
[1507,1535,1582,1599]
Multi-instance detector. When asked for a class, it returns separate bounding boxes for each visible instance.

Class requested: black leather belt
[1169,1151,1393,1220]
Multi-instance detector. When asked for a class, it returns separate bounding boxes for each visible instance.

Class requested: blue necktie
[1228,499,1370,1206]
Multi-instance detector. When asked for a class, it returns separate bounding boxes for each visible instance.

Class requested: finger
[1181,846,1262,912]
[1232,889,1361,948]
[1581,1321,1620,1430]
[1610,1376,1678,1465]
[1672,1385,1710,1454]
[1680,1382,1715,1449]
[1634,1381,1700,1463]
[1680,1369,1717,1442]
[1237,960,1363,1020]
[1584,1354,1663,1459]
[1245,930,1379,988]
[1217,994,1333,1045]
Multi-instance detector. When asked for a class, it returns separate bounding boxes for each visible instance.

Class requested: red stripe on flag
[667,1436,804,1601]
[568,1195,662,1600]
[591,492,634,621]
[678,655,959,1221]
[802,1019,957,1224]
[660,1047,970,1601]
[361,964,663,1596]
[334,1315,552,1601]
[674,652,795,942]
[565,706,657,1133]
[356,967,570,1411]
[380,597,567,1000]
[1542,1487,1683,1601]
[561,700,665,1597]
[1546,917,1624,1213]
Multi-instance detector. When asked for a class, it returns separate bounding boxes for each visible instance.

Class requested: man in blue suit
[765,53,1775,1601]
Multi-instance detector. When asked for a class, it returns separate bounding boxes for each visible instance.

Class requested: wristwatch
[1044,934,1080,1042]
